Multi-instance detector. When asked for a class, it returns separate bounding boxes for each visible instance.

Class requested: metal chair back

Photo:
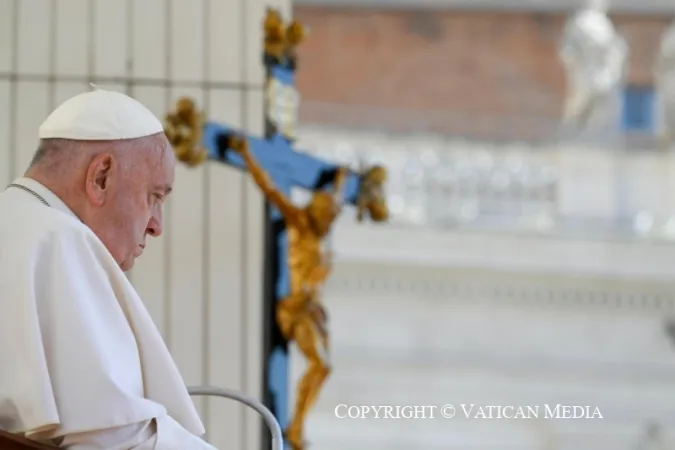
[188,386,283,450]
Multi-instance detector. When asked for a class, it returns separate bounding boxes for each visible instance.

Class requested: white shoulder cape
[0,178,207,447]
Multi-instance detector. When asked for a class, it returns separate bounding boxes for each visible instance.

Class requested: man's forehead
[139,144,174,190]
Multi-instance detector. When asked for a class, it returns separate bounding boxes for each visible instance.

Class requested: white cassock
[0,177,218,449]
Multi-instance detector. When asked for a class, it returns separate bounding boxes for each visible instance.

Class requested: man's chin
[120,258,136,272]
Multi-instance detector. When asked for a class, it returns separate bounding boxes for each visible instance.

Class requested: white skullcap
[39,87,164,141]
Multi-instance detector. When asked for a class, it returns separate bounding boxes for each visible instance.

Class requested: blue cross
[200,69,365,445]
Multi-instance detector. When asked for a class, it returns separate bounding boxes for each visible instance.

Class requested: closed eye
[152,193,165,204]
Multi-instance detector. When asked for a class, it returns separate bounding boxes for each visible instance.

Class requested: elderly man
[0,89,217,449]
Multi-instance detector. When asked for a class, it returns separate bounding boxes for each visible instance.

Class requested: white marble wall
[0,1,290,448]
[291,222,675,449]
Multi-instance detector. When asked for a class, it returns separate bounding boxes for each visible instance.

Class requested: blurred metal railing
[294,119,675,241]
[188,386,283,450]
[295,127,560,230]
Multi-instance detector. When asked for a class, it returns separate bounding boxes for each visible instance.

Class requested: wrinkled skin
[25,133,175,271]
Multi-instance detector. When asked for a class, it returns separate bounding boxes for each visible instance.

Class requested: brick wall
[292,6,671,138]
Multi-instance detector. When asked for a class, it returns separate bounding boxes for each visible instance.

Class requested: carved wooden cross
[164,9,387,450]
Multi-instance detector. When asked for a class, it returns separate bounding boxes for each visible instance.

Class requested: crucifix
[163,8,388,450]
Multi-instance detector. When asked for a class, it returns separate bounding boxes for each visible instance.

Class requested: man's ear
[85,153,115,206]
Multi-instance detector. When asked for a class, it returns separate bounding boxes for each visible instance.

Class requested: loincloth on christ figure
[277,295,331,365]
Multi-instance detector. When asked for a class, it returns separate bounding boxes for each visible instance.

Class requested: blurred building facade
[291,125,675,449]
[293,0,673,142]
[286,1,675,449]
[297,220,675,449]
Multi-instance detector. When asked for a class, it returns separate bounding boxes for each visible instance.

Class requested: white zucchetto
[38,87,164,141]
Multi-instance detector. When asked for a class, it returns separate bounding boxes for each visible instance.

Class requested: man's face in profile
[108,138,175,271]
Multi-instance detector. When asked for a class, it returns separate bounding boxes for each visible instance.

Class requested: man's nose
[147,224,160,237]
[147,216,163,237]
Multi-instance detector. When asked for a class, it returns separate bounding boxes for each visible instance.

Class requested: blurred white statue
[559,0,628,130]
[654,15,675,147]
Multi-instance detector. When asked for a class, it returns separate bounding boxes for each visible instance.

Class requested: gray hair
[28,134,168,170]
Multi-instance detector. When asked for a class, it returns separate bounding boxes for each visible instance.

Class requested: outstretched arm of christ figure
[228,135,300,225]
